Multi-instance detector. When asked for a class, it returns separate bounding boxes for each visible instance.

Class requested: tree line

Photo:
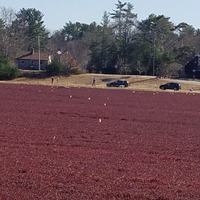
[0,0,200,79]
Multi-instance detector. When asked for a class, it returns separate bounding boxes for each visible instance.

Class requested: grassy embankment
[1,72,200,93]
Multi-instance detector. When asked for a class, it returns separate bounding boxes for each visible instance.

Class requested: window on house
[21,61,25,64]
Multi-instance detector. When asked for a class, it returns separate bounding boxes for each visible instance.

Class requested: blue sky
[0,0,199,32]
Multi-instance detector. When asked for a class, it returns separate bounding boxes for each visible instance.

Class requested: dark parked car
[106,80,129,87]
[159,82,181,91]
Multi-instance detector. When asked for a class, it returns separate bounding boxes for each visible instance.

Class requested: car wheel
[160,86,165,90]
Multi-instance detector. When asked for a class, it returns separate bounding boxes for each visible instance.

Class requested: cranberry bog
[0,83,200,200]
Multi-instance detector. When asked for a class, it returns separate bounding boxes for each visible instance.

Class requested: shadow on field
[101,78,114,82]
[129,77,158,84]
[101,76,132,82]
[19,70,48,79]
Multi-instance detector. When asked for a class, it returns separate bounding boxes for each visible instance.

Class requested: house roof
[16,50,50,61]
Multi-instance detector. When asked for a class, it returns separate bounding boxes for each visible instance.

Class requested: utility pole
[38,35,41,71]
[152,35,155,76]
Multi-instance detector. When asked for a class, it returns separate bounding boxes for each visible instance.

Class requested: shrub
[0,59,19,80]
[70,66,83,75]
[46,56,70,76]
[46,55,83,76]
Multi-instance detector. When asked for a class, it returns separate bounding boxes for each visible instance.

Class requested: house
[185,55,200,78]
[16,49,51,70]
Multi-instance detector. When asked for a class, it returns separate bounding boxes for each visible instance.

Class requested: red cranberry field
[0,83,200,200]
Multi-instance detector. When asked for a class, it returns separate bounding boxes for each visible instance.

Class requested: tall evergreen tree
[110,1,137,73]
[137,14,175,75]
[14,8,49,51]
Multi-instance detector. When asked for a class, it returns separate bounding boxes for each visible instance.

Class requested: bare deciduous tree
[0,7,26,59]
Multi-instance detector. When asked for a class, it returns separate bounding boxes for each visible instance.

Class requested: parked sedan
[106,80,129,87]
[159,82,181,91]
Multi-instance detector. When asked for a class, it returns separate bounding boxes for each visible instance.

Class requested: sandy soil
[1,73,200,93]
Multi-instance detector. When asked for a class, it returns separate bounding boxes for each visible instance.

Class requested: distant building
[15,49,51,70]
[185,55,200,78]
